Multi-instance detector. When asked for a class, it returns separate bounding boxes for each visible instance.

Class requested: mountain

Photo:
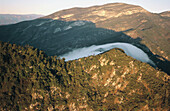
[0,41,169,110]
[0,14,43,25]
[0,3,169,74]
[42,3,170,60]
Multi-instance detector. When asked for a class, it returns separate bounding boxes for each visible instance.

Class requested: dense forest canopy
[0,41,169,110]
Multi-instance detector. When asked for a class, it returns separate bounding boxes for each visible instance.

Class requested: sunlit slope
[0,41,169,110]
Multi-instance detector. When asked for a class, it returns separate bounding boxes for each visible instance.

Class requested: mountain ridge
[43,3,148,22]
[0,41,169,110]
[0,14,43,25]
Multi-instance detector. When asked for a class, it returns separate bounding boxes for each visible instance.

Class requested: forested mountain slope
[0,41,169,110]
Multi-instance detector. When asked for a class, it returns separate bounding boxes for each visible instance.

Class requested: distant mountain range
[0,14,43,25]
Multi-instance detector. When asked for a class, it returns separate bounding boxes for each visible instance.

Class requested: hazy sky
[0,0,170,15]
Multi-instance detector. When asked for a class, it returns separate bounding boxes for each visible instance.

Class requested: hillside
[0,14,43,25]
[0,41,169,110]
[43,3,170,60]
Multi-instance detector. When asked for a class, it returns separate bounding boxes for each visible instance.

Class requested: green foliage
[0,41,169,110]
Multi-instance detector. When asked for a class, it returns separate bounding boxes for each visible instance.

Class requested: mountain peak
[43,3,148,22]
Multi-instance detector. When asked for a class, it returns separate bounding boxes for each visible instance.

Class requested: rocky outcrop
[160,11,170,17]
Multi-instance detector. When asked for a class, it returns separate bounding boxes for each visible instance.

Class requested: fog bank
[60,42,156,66]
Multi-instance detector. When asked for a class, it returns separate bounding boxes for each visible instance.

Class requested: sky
[0,0,170,15]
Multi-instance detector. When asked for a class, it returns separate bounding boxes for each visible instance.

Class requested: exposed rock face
[160,11,170,17]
